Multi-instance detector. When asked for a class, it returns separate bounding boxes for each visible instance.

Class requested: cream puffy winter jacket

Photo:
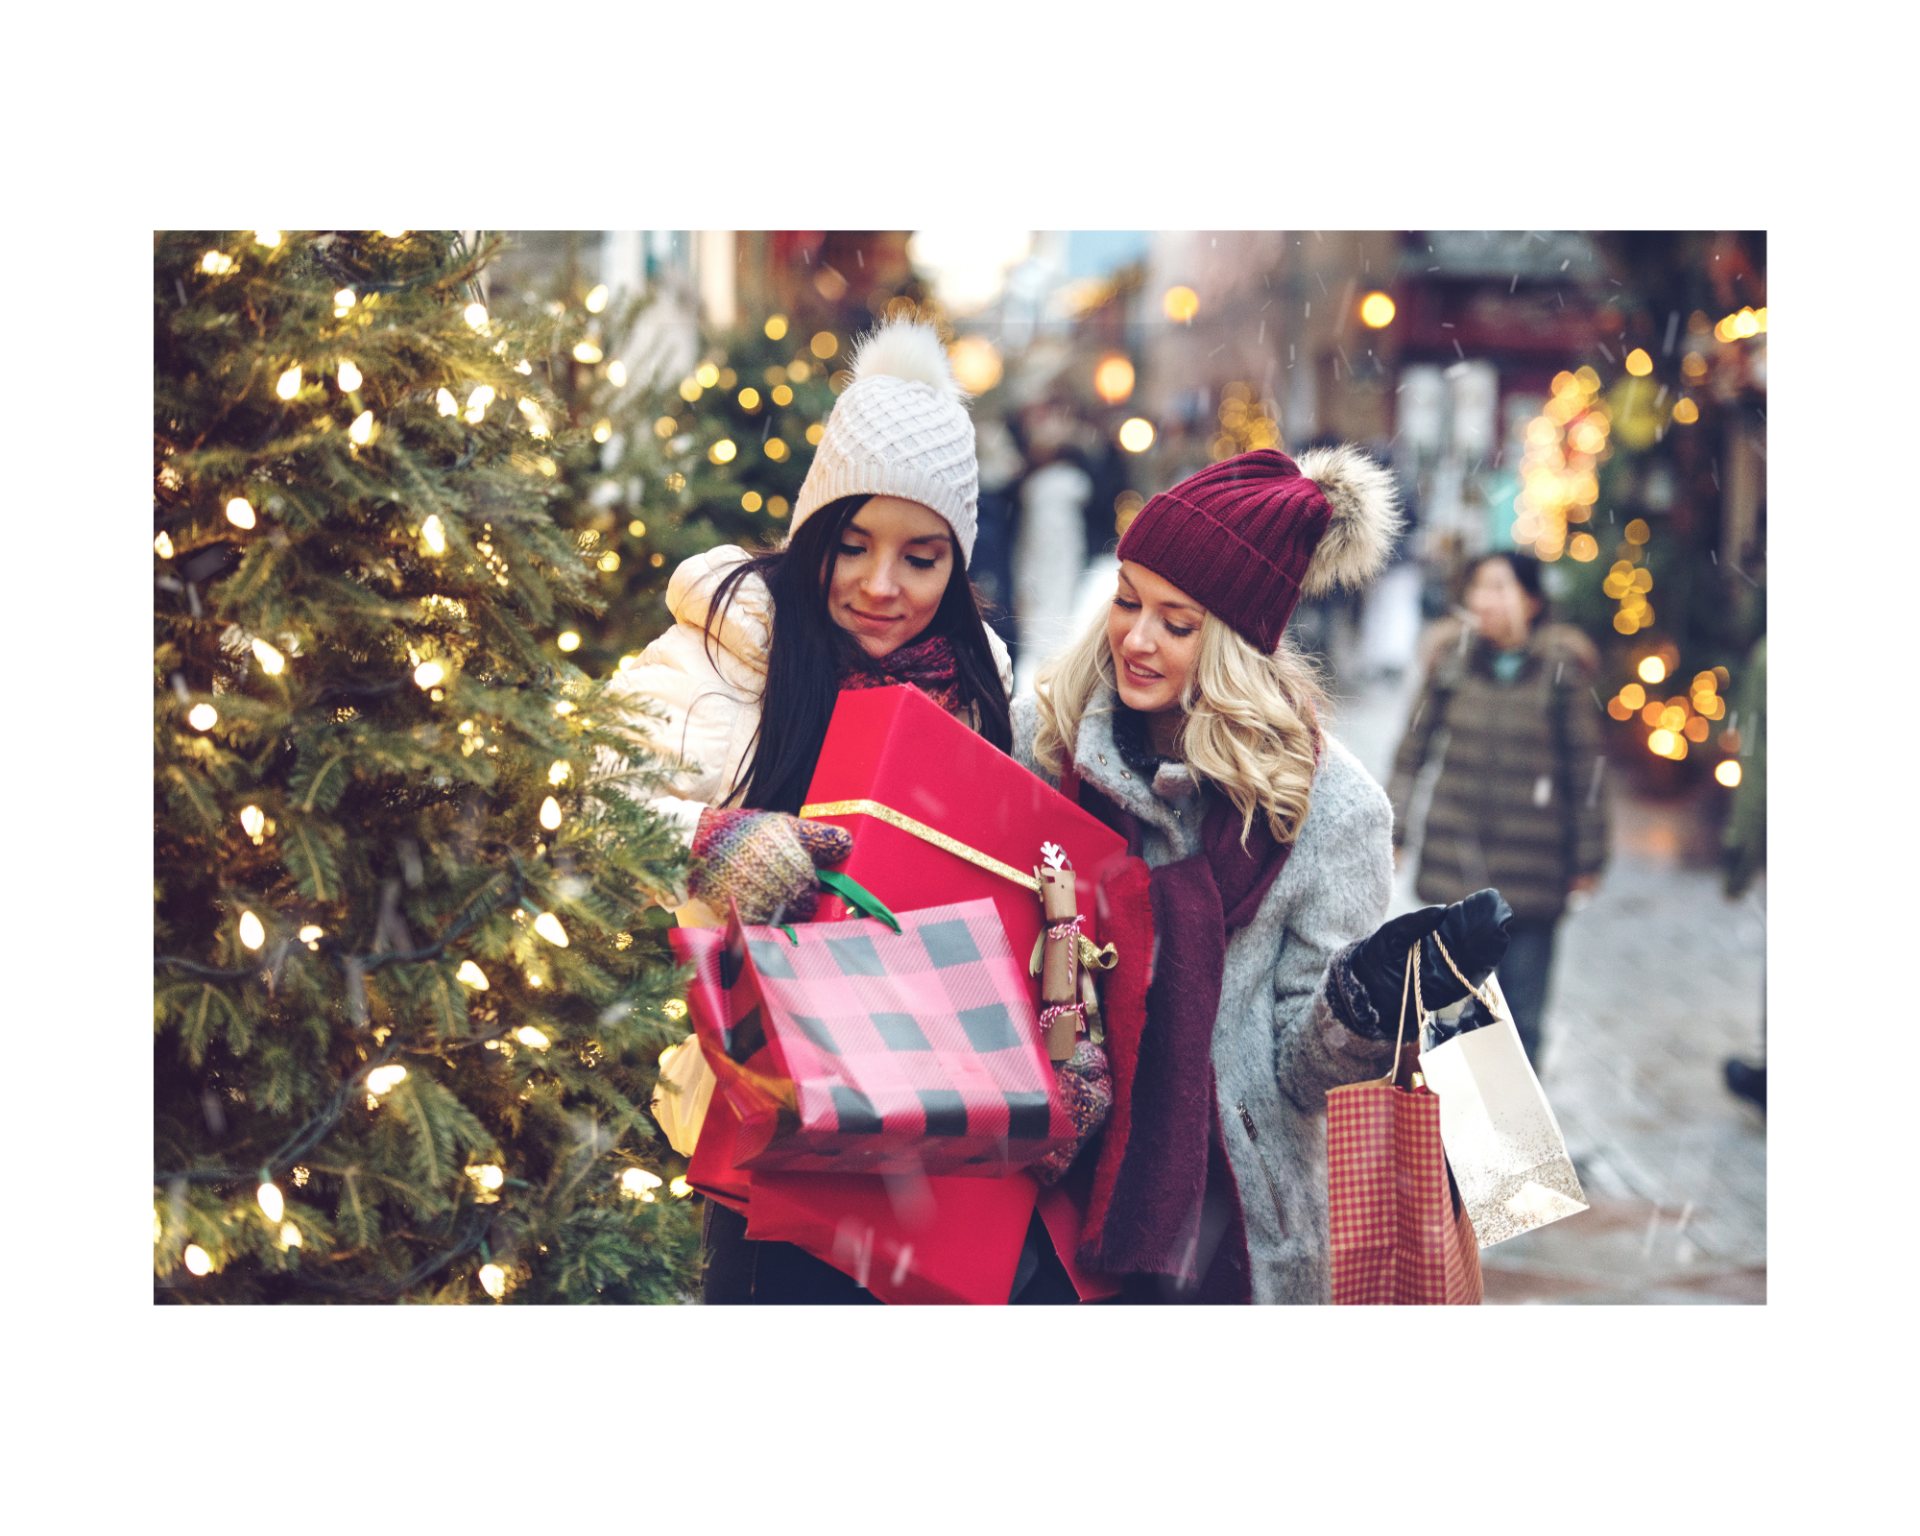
[609,546,1013,926]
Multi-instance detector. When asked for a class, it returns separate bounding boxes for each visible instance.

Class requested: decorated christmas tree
[153,230,700,1303]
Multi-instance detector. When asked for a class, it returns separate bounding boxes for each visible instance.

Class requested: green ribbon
[815,869,903,934]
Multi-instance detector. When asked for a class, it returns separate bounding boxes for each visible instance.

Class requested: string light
[257,1182,284,1222]
[239,911,266,949]
[202,251,235,274]
[709,439,737,464]
[227,497,257,529]
[696,362,721,388]
[413,661,445,689]
[539,796,562,830]
[557,632,580,651]
[628,520,646,538]
[366,1065,407,1094]
[379,229,408,238]
[765,314,789,340]
[1161,286,1200,322]
[573,342,603,364]
[337,360,362,391]
[254,230,282,247]
[1637,656,1667,685]
[670,1176,692,1198]
[518,397,550,436]
[421,514,446,553]
[155,532,174,558]
[532,912,568,947]
[280,1222,302,1247]
[299,925,324,949]
[240,805,267,841]
[1358,292,1395,328]
[585,283,610,313]
[455,960,489,989]
[620,1168,663,1201]
[478,1263,507,1299]
[349,410,375,445]
[515,1026,551,1050]
[592,419,612,443]
[607,360,627,387]
[548,760,570,785]
[276,366,302,399]
[251,637,285,674]
[466,1164,505,1191]
[1118,418,1155,453]
[183,1244,212,1276]
[1716,760,1743,788]
[464,384,494,424]
[1624,348,1653,376]
[435,388,458,417]
[188,703,218,731]
[463,303,489,330]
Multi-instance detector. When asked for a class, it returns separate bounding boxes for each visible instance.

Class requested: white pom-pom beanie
[788,318,979,564]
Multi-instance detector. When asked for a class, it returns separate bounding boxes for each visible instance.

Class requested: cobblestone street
[1326,641,1767,1304]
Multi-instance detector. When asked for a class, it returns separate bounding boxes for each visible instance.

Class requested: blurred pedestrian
[1012,400,1093,694]
[1722,634,1766,1112]
[1386,551,1609,1066]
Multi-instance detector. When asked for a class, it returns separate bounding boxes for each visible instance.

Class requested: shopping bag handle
[1431,934,1496,1014]
[815,869,903,934]
[1380,943,1425,1084]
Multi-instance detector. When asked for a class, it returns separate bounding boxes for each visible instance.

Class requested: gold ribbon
[800,799,1039,891]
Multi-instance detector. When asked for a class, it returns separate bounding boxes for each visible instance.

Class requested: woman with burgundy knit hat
[1015,445,1515,1303]
[612,316,1038,1303]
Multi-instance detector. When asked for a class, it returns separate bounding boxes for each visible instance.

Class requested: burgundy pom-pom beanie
[1115,449,1336,653]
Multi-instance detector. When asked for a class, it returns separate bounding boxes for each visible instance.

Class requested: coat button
[1121,770,1131,779]
[1098,754,1107,764]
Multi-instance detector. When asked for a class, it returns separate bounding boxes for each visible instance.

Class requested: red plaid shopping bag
[1326,946,1483,1305]
[671,896,1074,1177]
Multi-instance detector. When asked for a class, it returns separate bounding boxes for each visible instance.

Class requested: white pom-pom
[850,317,964,401]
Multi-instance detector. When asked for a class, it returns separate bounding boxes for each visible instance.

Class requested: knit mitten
[1029,1039,1113,1189]
[688,808,852,925]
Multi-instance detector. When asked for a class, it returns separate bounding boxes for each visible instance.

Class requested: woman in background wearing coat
[1386,551,1609,1066]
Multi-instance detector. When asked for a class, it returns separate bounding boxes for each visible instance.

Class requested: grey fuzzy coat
[1012,686,1398,1304]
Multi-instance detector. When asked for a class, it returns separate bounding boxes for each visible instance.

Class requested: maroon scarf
[1069,765,1303,1301]
[837,632,965,712]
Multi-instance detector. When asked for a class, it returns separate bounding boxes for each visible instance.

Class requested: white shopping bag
[651,1034,716,1157]
[1417,964,1588,1249]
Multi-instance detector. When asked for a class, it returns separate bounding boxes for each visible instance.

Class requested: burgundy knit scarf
[837,632,965,712]
[1068,731,1315,1301]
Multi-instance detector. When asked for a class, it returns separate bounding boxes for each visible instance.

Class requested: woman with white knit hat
[612,317,1034,1302]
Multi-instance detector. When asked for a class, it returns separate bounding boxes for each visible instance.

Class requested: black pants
[1498,916,1560,1066]
[700,1201,1078,1305]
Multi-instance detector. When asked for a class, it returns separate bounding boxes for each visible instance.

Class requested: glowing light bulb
[607,360,627,387]
[592,419,612,443]
[1358,291,1396,328]
[464,384,494,424]
[276,366,302,399]
[553,701,575,716]
[709,439,737,464]
[183,1244,212,1276]
[478,1263,507,1299]
[155,532,174,558]
[421,514,446,553]
[539,796,562,829]
[517,397,549,435]
[621,1168,663,1199]
[456,960,489,990]
[226,497,257,529]
[337,359,362,391]
[1716,760,1743,788]
[466,1164,505,1191]
[348,410,374,445]
[238,911,265,950]
[188,703,218,731]
[1672,397,1700,424]
[533,912,568,947]
[251,638,285,674]
[1637,656,1667,685]
[670,1176,692,1198]
[435,388,458,416]
[464,303,489,330]
[1093,353,1135,404]
[1647,728,1676,756]
[573,341,603,364]
[257,1182,284,1222]
[366,1064,408,1094]
[557,631,580,652]
[548,760,570,785]
[585,283,609,313]
[1624,348,1653,376]
[765,314,789,340]
[201,251,234,274]
[240,804,266,839]
[254,230,282,247]
[1161,286,1200,322]
[281,1222,302,1247]
[1118,418,1155,453]
[413,661,445,689]
[299,925,324,946]
[515,1026,551,1050]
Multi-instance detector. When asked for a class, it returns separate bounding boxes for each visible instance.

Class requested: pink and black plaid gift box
[674,897,1075,1177]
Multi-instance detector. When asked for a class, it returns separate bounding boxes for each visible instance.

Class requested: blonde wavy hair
[1032,606,1327,847]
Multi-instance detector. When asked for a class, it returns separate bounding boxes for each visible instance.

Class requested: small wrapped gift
[672,896,1075,1176]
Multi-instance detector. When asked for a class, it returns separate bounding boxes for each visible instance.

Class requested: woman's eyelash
[906,556,937,570]
[837,543,867,556]
[1113,597,1139,610]
[1166,624,1193,637]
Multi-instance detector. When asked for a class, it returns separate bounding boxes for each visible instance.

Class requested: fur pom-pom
[1297,443,1402,595]
[850,317,965,401]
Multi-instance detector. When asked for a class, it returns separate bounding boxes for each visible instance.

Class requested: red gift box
[799,685,1130,969]
[672,897,1074,1176]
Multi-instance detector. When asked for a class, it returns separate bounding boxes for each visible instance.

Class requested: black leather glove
[1335,889,1514,1042]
